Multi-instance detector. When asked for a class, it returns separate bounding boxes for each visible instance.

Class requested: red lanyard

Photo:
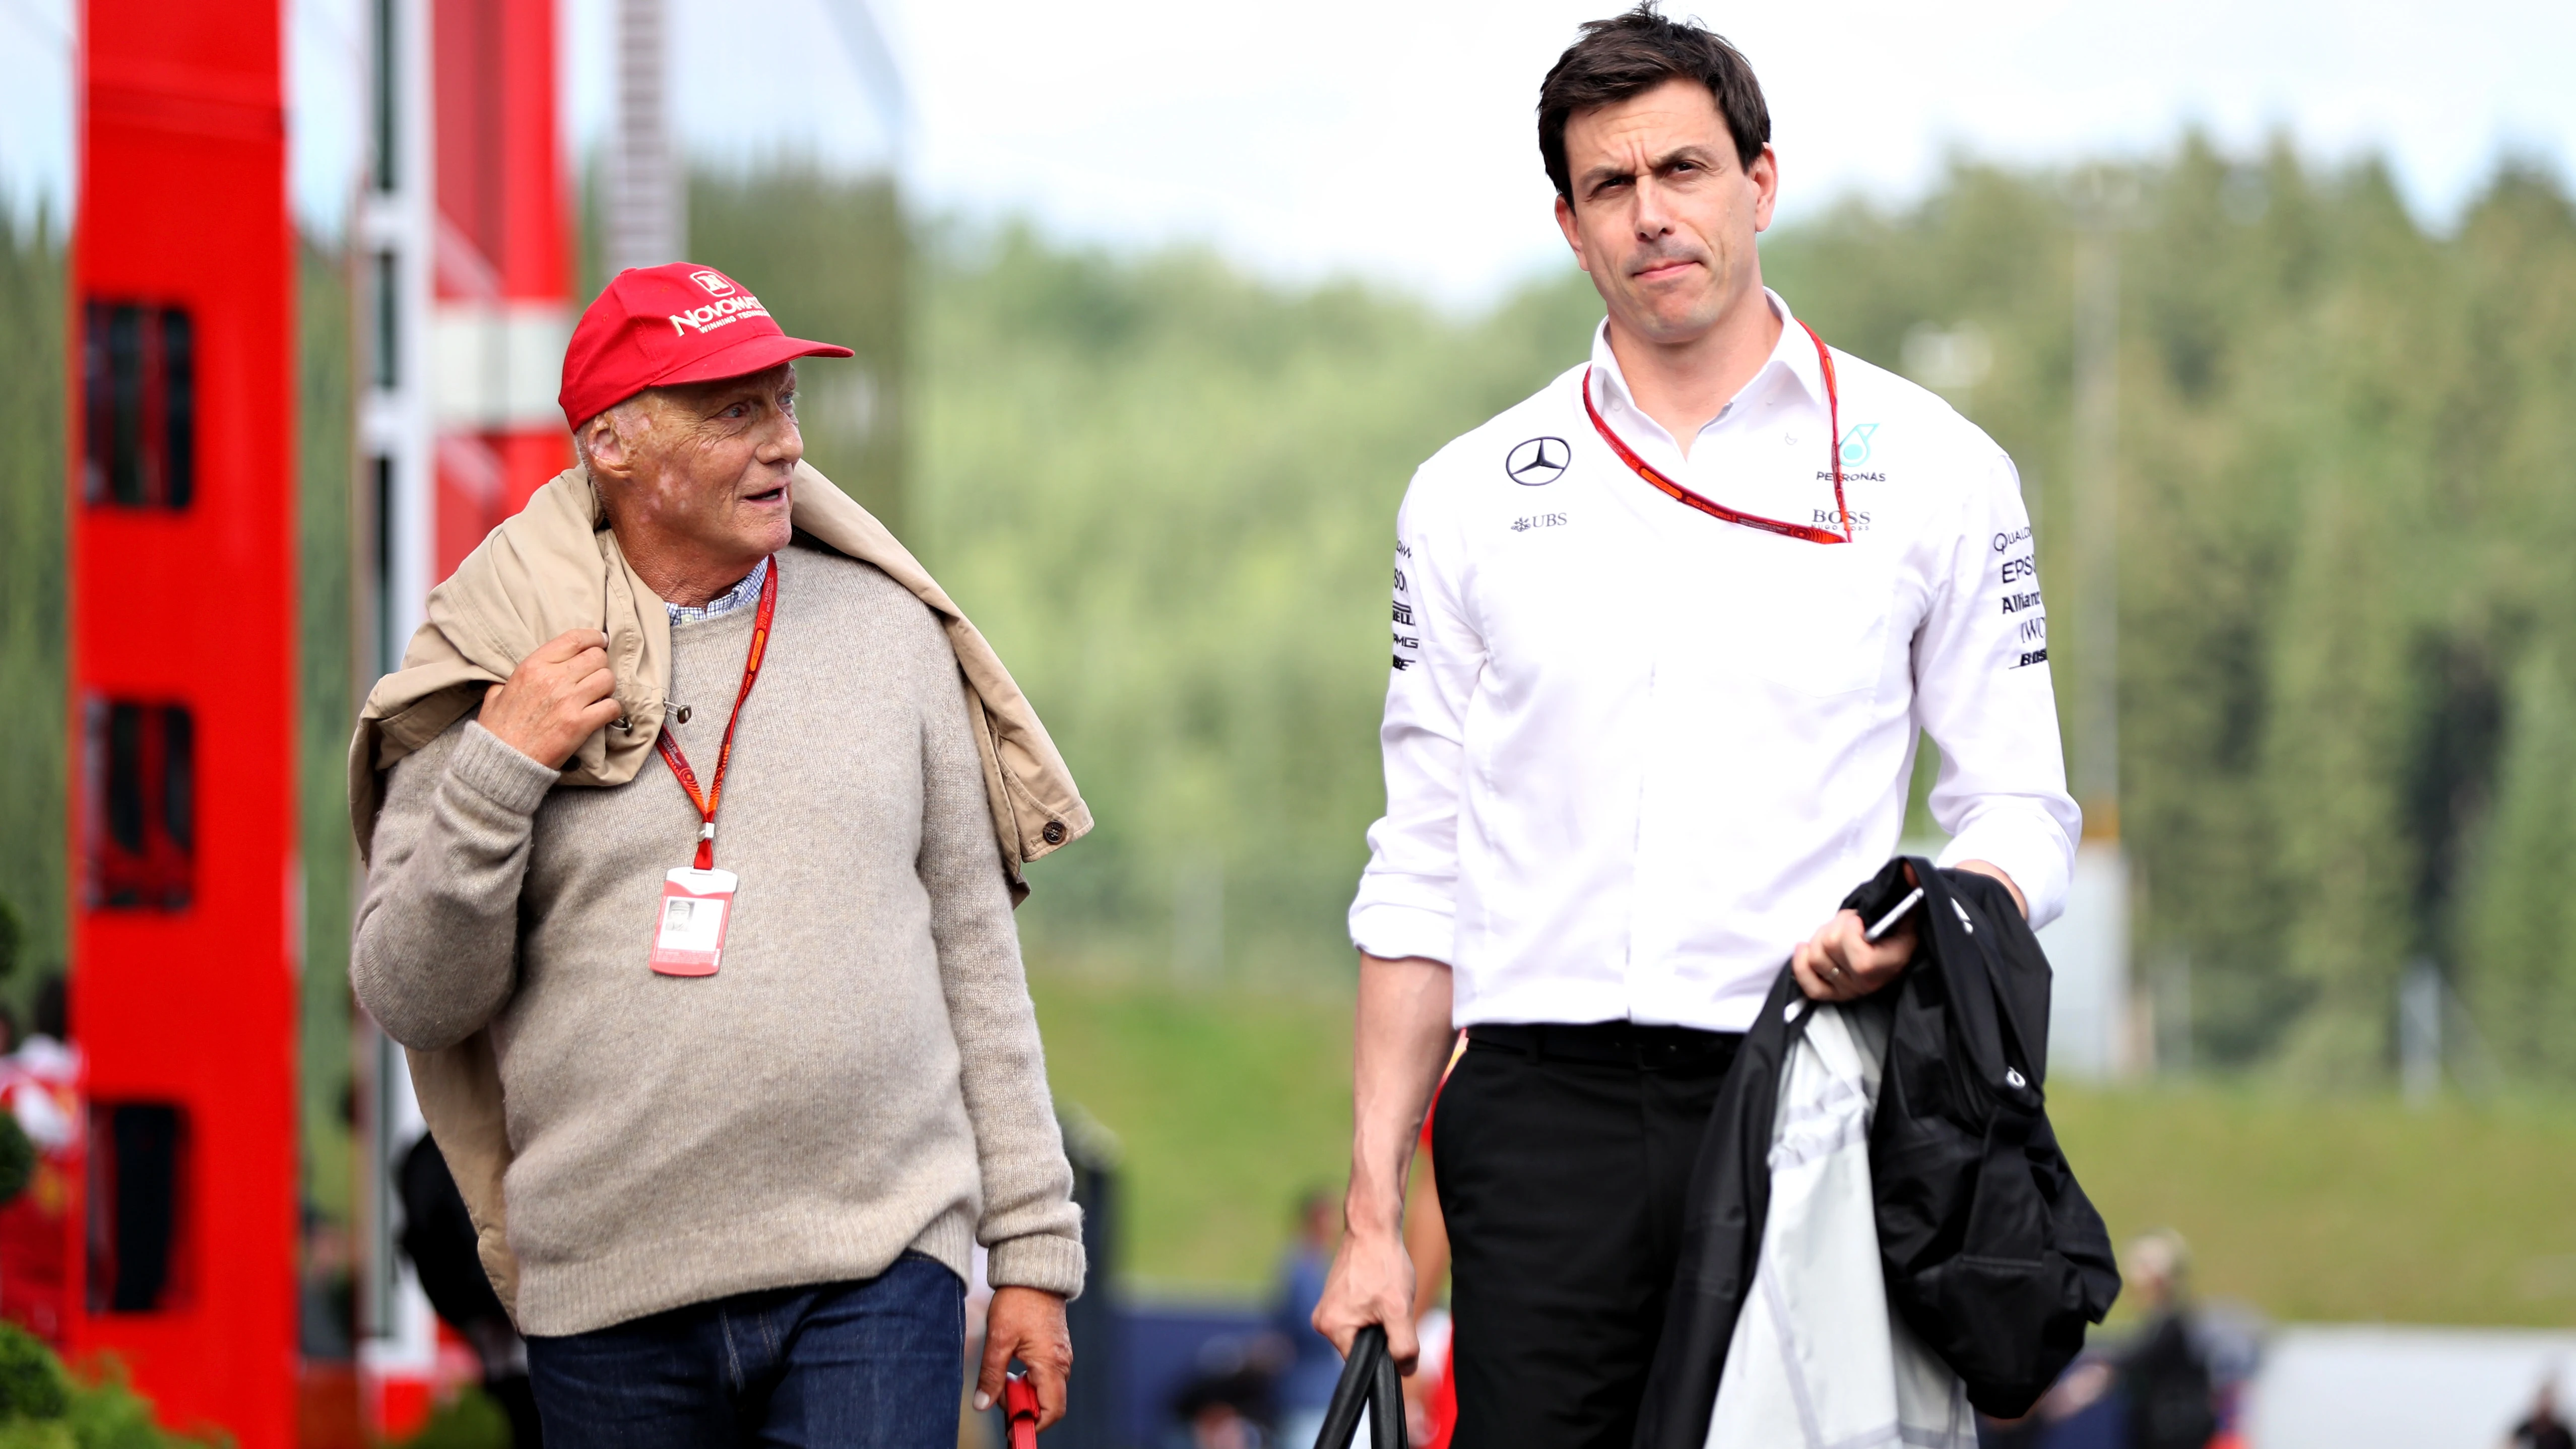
[655,558,779,870]
[1582,319,1852,545]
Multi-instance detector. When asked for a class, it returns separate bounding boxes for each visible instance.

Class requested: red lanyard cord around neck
[655,557,779,870]
[1582,319,1852,545]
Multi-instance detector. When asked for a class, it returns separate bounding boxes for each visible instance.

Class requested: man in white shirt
[1312,9,2081,1445]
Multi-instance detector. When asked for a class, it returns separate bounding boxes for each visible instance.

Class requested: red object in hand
[1004,1372,1041,1449]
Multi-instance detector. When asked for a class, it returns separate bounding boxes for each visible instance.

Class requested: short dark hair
[1538,5,1771,205]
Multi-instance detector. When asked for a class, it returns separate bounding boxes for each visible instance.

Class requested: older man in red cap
[351,264,1085,1447]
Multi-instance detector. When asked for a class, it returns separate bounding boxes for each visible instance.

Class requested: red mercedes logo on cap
[558,262,853,429]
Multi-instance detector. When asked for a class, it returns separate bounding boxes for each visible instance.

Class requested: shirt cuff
[1937,812,2075,931]
[449,720,563,816]
[1348,900,1456,966]
[987,1232,1087,1300]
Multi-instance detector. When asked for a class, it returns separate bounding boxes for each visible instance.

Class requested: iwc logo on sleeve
[1505,436,1570,486]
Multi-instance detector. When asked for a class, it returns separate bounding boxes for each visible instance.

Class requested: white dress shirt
[1348,291,2080,1033]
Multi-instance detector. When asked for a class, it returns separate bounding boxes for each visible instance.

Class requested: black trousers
[1432,1023,1742,1449]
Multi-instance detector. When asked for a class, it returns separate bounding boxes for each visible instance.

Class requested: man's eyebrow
[1582,143,1723,191]
[1579,159,1637,190]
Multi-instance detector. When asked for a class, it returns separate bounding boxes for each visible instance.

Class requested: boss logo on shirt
[1505,437,1571,486]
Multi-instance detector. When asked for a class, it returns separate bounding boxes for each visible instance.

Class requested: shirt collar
[666,554,769,626]
[1584,288,1828,444]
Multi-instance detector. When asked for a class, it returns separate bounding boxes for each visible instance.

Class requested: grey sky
[1,0,2566,305]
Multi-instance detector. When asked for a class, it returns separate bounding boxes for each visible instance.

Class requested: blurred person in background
[398,1134,542,1447]
[0,974,77,1346]
[1170,1338,1281,1449]
[2509,1379,2573,1449]
[1316,6,2077,1445]
[2116,1231,2217,1449]
[1275,1189,1345,1446]
[350,264,1085,1447]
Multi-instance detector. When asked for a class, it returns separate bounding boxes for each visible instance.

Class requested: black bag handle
[1313,1323,1405,1449]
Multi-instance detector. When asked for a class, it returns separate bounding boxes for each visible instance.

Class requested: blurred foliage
[1029,973,1354,1290]
[0,1323,65,1421]
[933,141,2576,1087]
[918,227,1602,979]
[297,239,358,1231]
[2053,1084,2576,1327]
[0,211,64,1019]
[0,1114,33,1208]
[1762,142,2576,1082]
[0,1323,218,1447]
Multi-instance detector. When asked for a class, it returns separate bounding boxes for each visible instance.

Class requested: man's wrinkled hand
[477,628,622,769]
[1314,1223,1420,1371]
[977,1286,1072,1430]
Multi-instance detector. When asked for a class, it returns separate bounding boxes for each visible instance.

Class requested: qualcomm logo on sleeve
[1839,423,1880,466]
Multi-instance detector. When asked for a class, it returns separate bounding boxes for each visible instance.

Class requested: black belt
[1469,1020,1740,1070]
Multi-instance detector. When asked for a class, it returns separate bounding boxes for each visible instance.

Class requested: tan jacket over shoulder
[347,460,1090,1321]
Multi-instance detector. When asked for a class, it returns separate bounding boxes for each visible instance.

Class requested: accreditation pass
[650,867,738,977]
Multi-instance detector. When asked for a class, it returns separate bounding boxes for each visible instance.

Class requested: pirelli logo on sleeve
[1391,540,1421,672]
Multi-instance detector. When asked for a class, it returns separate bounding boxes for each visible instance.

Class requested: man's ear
[1749,144,1780,233]
[1555,193,1591,276]
[579,406,637,484]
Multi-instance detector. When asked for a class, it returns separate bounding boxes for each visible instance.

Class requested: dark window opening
[84,699,195,911]
[87,1103,191,1314]
[81,301,195,510]
[371,0,398,193]
[372,251,399,390]
[161,309,194,507]
[372,456,398,675]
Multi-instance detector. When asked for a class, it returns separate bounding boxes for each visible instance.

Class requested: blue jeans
[525,1252,965,1448]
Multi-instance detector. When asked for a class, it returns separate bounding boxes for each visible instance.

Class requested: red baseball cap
[558,262,854,429]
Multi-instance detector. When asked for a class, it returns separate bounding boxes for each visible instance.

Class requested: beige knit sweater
[351,545,1084,1337]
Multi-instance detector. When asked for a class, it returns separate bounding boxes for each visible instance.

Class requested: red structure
[429,0,573,578]
[67,0,299,1444]
[352,2,572,1437]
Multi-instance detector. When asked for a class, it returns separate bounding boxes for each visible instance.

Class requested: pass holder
[651,865,738,977]
[645,555,778,980]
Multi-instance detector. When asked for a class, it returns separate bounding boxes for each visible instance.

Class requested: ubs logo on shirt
[1505,437,1570,486]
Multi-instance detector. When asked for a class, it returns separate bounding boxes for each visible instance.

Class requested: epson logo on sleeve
[1505,437,1570,486]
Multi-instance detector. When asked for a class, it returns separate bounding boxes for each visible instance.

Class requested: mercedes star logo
[1506,436,1570,486]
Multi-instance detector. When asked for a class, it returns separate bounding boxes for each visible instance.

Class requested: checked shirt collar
[665,555,769,626]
